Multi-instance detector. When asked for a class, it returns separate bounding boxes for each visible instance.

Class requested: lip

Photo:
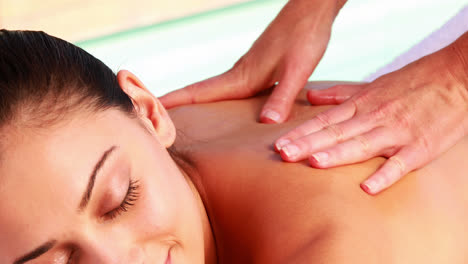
[165,247,172,264]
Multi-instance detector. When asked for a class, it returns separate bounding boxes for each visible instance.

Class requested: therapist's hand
[159,0,347,123]
[275,34,468,195]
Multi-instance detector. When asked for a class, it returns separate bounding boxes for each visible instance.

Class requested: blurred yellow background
[0,0,249,42]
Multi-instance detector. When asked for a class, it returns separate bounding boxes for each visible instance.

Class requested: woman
[1,30,467,264]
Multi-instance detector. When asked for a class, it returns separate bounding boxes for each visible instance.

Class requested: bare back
[168,82,468,263]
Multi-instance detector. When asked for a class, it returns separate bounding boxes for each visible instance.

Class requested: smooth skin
[159,0,468,196]
[0,71,217,264]
[1,70,468,263]
[169,80,468,263]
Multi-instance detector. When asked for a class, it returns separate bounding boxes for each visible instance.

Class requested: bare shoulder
[168,81,468,263]
[168,81,360,148]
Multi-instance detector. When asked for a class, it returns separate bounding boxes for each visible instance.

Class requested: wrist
[288,0,347,23]
[438,32,468,110]
[451,32,468,86]
[412,32,468,106]
[426,31,468,90]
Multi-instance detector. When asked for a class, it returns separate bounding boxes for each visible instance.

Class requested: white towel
[364,5,468,82]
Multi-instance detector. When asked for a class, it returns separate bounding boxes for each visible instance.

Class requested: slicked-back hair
[0,29,136,131]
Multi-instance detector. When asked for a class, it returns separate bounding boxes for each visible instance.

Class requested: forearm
[336,0,348,12]
[284,0,348,25]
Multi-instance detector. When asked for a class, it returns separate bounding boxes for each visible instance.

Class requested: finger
[360,144,427,195]
[307,127,395,168]
[159,71,245,109]
[279,114,376,162]
[274,100,357,151]
[307,84,365,105]
[259,62,312,124]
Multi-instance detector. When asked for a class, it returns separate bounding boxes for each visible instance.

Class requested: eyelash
[66,178,140,264]
[103,178,141,221]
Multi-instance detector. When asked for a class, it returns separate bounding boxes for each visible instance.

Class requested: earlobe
[117,70,176,148]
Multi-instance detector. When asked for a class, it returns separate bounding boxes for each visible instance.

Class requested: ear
[117,69,176,148]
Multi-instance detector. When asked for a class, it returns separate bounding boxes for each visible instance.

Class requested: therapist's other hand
[275,37,468,195]
[159,0,347,124]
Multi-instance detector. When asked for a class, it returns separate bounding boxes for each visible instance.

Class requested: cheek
[128,149,205,257]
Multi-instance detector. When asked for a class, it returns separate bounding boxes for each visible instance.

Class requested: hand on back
[159,0,344,123]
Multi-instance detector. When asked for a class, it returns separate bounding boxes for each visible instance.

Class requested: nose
[80,246,145,264]
[77,237,145,264]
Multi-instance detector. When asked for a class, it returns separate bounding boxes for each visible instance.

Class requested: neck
[170,147,218,264]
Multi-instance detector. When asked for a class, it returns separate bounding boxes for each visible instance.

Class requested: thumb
[260,68,311,124]
[159,70,246,109]
[306,84,365,105]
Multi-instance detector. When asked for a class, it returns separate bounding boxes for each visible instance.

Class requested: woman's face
[0,73,208,263]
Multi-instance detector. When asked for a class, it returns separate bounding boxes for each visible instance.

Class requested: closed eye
[66,179,140,264]
[103,178,140,220]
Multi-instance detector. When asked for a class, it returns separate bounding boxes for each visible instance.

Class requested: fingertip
[158,94,175,109]
[308,154,329,168]
[279,144,301,162]
[360,182,376,195]
[279,149,293,162]
[260,109,284,124]
[274,138,291,152]
[261,85,298,124]
[360,179,381,196]
[308,155,321,167]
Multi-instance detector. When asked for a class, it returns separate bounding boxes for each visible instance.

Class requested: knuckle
[416,136,432,160]
[229,57,249,83]
[349,97,360,112]
[371,106,388,121]
[285,129,304,140]
[354,135,371,155]
[394,109,412,130]
[232,54,247,70]
[389,156,406,174]
[325,124,345,143]
[185,84,201,104]
[293,120,321,138]
[314,111,332,128]
[291,138,309,153]
[352,90,372,106]
[369,101,395,122]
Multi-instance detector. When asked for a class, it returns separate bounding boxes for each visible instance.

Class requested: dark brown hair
[0,29,136,131]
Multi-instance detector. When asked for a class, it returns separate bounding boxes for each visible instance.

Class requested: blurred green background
[77,0,467,96]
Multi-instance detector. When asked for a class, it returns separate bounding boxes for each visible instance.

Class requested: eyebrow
[12,145,118,264]
[13,240,56,264]
[78,145,118,211]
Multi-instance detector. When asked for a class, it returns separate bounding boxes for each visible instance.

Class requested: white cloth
[364,5,468,82]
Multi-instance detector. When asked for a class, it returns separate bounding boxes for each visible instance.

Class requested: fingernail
[275,138,291,150]
[282,143,300,159]
[311,152,329,165]
[262,109,281,123]
[361,180,379,194]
